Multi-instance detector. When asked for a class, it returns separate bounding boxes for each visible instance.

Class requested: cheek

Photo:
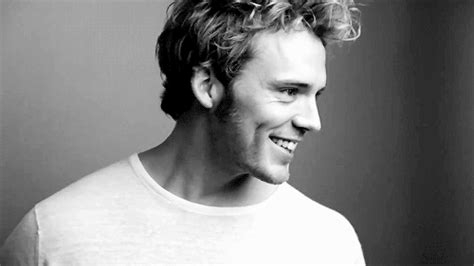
[234,96,293,137]
[254,105,293,129]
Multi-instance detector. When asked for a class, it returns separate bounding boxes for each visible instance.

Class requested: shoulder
[269,183,365,263]
[275,182,348,221]
[277,182,357,233]
[2,156,154,262]
[27,155,152,236]
[0,208,39,265]
[37,156,138,213]
[46,157,135,197]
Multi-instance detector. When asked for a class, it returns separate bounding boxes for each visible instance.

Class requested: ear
[191,66,225,109]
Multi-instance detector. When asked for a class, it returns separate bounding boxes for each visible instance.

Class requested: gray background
[1,0,473,264]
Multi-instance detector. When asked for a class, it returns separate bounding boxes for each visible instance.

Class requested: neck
[139,110,278,207]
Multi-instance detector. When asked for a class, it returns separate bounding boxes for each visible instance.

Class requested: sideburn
[214,85,238,123]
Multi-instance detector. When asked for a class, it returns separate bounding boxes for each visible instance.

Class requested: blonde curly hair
[157,0,361,120]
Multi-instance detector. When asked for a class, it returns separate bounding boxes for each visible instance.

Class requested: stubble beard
[213,90,290,185]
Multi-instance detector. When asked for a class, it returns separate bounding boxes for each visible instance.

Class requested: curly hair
[156,0,361,120]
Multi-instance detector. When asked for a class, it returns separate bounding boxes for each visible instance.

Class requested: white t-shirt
[1,154,365,265]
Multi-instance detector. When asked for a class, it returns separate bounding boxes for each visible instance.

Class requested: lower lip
[269,138,294,158]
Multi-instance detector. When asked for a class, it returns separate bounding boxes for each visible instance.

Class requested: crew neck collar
[129,153,282,216]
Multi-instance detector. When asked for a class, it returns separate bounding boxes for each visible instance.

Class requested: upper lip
[269,135,302,143]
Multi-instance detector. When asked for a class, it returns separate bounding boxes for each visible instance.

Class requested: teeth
[270,137,298,152]
[277,139,283,146]
[287,142,296,150]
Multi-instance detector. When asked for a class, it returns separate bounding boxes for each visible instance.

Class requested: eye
[281,88,298,96]
[316,88,325,99]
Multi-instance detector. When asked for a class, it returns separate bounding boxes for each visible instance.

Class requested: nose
[292,98,321,132]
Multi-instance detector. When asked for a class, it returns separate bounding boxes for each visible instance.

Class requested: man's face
[211,29,326,185]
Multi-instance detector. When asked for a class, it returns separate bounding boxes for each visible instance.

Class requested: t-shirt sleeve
[352,234,366,265]
[329,211,366,265]
[344,218,366,265]
[0,207,39,265]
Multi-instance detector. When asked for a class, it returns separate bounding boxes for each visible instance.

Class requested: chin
[251,165,290,185]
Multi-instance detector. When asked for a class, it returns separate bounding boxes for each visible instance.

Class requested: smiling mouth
[269,137,298,153]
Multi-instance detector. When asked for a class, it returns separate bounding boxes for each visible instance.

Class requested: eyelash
[316,90,323,99]
[281,88,298,96]
[280,88,324,99]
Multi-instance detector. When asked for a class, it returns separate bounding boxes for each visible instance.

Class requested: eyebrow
[271,80,326,92]
[270,80,311,89]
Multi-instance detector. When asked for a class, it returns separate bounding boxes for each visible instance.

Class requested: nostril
[297,127,308,136]
[292,115,317,133]
[291,121,309,136]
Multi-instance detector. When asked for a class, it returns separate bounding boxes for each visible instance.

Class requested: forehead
[245,29,327,88]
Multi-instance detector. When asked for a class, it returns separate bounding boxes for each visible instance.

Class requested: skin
[140,28,326,207]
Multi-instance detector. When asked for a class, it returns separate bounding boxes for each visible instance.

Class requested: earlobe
[191,66,224,109]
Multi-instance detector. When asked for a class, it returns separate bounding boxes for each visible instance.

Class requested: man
[1,0,363,264]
